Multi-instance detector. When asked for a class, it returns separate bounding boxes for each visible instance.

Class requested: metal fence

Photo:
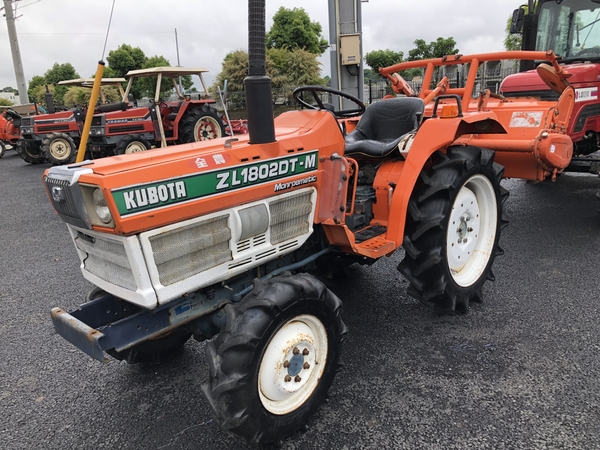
[174,67,521,117]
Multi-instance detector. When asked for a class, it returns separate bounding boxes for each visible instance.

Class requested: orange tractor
[44,1,575,446]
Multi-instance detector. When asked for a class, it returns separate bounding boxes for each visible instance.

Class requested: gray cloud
[0,0,517,92]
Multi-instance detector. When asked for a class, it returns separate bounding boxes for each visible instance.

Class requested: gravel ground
[1,150,599,450]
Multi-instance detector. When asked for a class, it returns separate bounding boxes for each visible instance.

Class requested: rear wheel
[398,146,508,312]
[114,135,151,155]
[42,133,77,165]
[178,105,225,143]
[16,140,45,164]
[203,273,346,446]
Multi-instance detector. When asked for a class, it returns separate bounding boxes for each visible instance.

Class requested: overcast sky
[1,0,519,93]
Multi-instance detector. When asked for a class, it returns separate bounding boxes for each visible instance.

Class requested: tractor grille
[269,191,312,244]
[44,176,80,221]
[74,230,137,291]
[21,117,33,126]
[38,124,71,132]
[148,215,232,286]
[108,124,146,134]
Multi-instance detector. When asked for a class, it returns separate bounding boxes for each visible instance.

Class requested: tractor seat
[344,97,424,158]
[166,103,183,121]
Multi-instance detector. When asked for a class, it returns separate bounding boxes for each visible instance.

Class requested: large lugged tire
[203,273,347,446]
[178,105,225,143]
[42,132,77,165]
[399,146,508,312]
[16,140,45,164]
[114,135,151,155]
[0,141,6,158]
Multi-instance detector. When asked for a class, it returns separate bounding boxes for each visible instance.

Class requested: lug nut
[463,238,468,243]
[284,375,292,382]
[302,348,309,356]
[293,347,300,355]
[294,375,302,382]
[283,360,290,368]
[303,362,310,370]
[468,227,473,232]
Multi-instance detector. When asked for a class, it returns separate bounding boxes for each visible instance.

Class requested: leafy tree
[365,49,404,75]
[29,84,56,108]
[504,3,537,51]
[408,37,459,61]
[266,7,328,55]
[63,86,121,107]
[106,44,147,77]
[0,97,13,106]
[106,44,147,99]
[1,87,18,94]
[27,75,46,102]
[44,62,79,85]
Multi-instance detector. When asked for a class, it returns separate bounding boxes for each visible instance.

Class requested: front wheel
[178,106,225,143]
[114,135,151,155]
[0,141,6,158]
[203,273,346,446]
[16,140,45,164]
[399,146,508,312]
[42,133,77,165]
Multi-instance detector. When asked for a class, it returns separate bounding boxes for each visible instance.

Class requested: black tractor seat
[344,97,424,158]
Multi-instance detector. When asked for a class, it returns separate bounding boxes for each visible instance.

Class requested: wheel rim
[446,174,498,287]
[49,138,72,160]
[193,116,221,141]
[258,314,328,415]
[124,141,147,154]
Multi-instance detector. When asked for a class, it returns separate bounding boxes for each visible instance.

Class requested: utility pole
[3,0,29,104]
[328,0,364,108]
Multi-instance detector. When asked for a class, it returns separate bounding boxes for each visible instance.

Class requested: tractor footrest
[353,235,396,258]
[354,225,387,243]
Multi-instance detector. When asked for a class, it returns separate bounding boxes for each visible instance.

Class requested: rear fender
[380,112,502,245]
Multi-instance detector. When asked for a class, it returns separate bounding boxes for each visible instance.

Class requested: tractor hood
[501,63,600,94]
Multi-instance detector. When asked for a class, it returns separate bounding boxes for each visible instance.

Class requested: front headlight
[93,188,113,224]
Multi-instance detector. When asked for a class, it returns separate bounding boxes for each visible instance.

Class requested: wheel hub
[258,314,327,415]
[446,174,498,287]
[50,140,69,158]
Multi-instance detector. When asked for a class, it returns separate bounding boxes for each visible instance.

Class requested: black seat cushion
[344,97,424,158]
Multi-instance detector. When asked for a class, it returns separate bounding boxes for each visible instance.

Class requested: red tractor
[87,67,226,156]
[502,0,600,172]
[17,78,127,165]
[0,107,22,158]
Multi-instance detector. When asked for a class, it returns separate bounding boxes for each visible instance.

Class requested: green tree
[106,44,147,99]
[1,87,18,94]
[29,84,56,108]
[266,7,328,55]
[106,44,147,77]
[0,98,13,106]
[27,75,46,103]
[63,86,121,107]
[365,49,404,74]
[504,3,537,51]
[408,37,459,60]
[44,62,80,104]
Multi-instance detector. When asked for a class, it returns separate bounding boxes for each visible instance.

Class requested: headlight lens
[93,188,112,224]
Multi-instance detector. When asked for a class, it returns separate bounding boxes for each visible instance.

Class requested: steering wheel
[293,86,365,119]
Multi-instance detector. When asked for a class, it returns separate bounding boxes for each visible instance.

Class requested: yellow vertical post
[76,61,105,163]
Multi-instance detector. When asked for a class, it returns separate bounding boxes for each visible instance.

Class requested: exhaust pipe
[245,0,275,144]
[45,85,56,114]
